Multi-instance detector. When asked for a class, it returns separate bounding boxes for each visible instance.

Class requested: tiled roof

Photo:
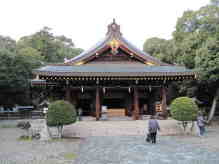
[33,21,196,80]
[34,65,195,77]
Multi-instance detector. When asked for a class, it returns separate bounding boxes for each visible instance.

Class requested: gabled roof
[64,19,168,66]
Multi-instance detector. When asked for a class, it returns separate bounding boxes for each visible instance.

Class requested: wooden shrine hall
[32,20,196,120]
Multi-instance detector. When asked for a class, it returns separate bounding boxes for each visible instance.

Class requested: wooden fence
[0,111,44,120]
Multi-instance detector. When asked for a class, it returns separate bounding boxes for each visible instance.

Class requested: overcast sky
[0,0,209,49]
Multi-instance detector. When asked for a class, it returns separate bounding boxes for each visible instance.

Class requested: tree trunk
[207,88,219,123]
[190,121,194,132]
[57,125,63,138]
[182,121,188,132]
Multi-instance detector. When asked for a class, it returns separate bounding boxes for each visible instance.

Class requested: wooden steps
[107,108,126,117]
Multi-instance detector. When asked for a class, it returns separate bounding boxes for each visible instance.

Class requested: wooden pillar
[161,86,168,118]
[133,87,140,120]
[95,87,101,121]
[124,92,130,116]
[65,88,71,103]
[71,91,78,107]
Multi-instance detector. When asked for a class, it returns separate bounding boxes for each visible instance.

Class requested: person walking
[148,115,160,144]
[197,112,207,136]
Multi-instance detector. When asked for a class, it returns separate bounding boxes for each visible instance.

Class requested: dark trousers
[150,132,157,144]
[199,126,205,136]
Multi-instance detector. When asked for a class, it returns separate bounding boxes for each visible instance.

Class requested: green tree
[143,37,176,64]
[0,47,42,106]
[170,97,198,131]
[0,28,82,107]
[17,27,83,63]
[17,47,44,66]
[172,2,219,122]
[142,1,219,122]
[195,37,219,122]
[173,4,219,68]
[47,100,77,138]
[0,35,16,52]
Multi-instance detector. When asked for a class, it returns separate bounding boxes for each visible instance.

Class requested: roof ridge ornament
[106,19,122,37]
[109,38,120,55]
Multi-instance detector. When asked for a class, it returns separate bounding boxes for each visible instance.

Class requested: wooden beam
[95,87,101,121]
[133,87,140,120]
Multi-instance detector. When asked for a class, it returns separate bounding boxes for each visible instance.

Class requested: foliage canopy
[170,97,198,121]
[47,100,77,127]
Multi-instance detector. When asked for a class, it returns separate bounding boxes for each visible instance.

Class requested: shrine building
[32,20,196,120]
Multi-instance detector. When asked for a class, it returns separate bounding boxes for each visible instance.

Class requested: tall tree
[17,27,83,63]
[0,28,83,106]
[143,37,177,64]
[0,35,16,52]
[173,3,219,121]
[144,2,219,121]
[195,37,219,122]
[0,48,42,106]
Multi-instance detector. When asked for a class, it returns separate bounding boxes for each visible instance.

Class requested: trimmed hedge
[170,97,198,121]
[47,100,77,127]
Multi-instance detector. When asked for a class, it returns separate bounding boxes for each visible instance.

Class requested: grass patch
[17,136,32,141]
[0,124,17,128]
[63,152,76,160]
[48,137,81,143]
[48,138,63,142]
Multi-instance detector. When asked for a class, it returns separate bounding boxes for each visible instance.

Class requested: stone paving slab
[74,136,219,164]
[63,119,185,138]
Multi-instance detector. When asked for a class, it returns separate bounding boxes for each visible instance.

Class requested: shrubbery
[47,100,77,138]
[170,97,198,131]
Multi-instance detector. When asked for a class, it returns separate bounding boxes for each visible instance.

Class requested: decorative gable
[64,19,168,66]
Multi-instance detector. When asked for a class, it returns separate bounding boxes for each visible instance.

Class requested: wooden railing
[0,111,44,120]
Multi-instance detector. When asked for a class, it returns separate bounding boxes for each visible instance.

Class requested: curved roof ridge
[118,35,168,66]
[64,35,111,64]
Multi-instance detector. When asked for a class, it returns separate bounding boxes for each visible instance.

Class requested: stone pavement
[74,136,219,164]
[63,119,183,137]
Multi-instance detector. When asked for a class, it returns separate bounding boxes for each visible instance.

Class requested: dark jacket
[148,119,160,133]
[197,116,205,127]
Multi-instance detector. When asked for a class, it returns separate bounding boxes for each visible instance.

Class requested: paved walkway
[75,136,219,164]
[63,119,181,137]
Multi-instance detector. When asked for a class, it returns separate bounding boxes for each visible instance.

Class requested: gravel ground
[0,127,80,164]
[75,135,219,164]
[1,119,219,164]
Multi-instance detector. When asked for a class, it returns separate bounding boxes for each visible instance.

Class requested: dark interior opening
[77,99,92,116]
[102,98,125,109]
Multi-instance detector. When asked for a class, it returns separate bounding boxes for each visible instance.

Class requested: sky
[0,0,209,50]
